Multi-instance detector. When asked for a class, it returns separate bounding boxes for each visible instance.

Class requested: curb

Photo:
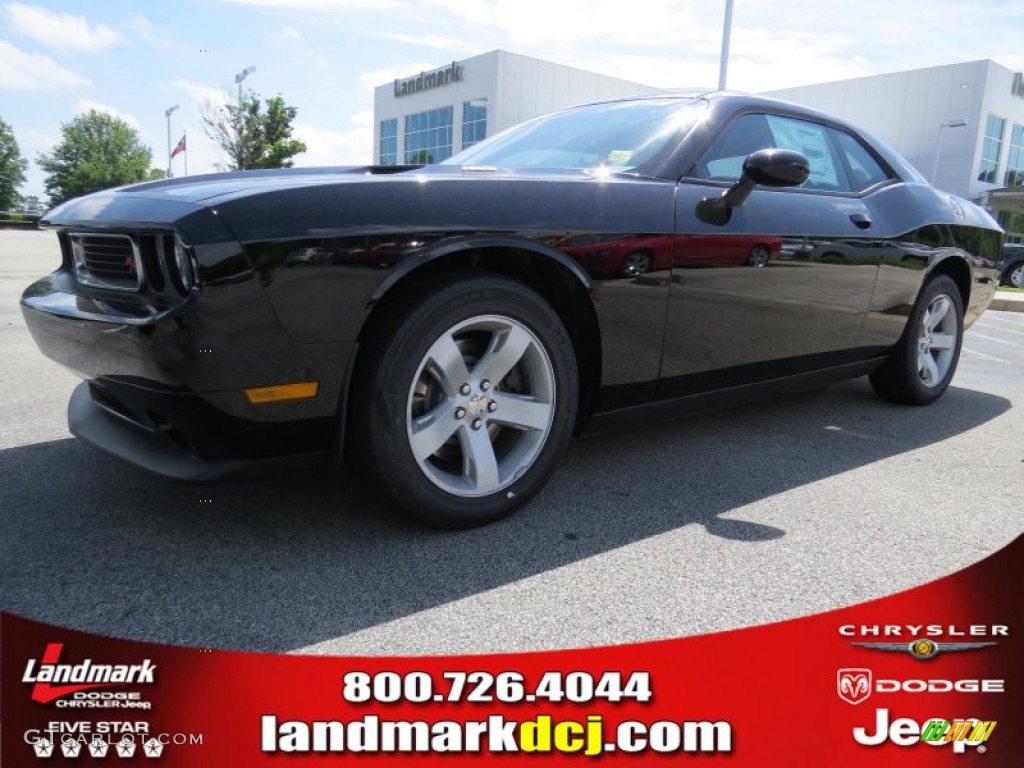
[989,293,1024,313]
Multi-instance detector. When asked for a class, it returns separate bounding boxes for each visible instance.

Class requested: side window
[694,112,852,192]
[694,114,775,182]
[830,129,891,191]
[764,115,847,191]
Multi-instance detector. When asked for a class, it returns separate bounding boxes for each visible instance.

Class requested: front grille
[68,232,195,296]
[70,234,143,291]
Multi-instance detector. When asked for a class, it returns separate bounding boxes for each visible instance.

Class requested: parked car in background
[21,92,1003,528]
[1001,243,1024,288]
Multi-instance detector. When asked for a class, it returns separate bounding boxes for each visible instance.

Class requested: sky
[2,0,1023,200]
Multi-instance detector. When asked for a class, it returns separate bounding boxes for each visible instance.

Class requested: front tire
[869,274,964,405]
[353,273,578,528]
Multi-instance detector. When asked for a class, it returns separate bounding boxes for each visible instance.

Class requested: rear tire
[621,250,653,277]
[869,274,963,405]
[352,273,578,528]
[1005,262,1024,288]
[747,245,770,267]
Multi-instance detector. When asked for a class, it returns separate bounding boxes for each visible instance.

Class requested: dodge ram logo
[838,668,872,705]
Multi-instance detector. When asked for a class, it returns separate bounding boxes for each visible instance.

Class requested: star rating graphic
[115,737,137,758]
[30,730,179,760]
[89,737,111,758]
[143,738,165,758]
[61,739,83,757]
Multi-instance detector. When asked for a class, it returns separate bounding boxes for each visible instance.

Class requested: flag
[170,134,186,159]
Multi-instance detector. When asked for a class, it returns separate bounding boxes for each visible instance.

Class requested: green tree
[201,90,306,170]
[19,194,43,211]
[37,110,155,205]
[0,116,28,211]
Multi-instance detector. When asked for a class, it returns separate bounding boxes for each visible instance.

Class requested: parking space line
[965,331,1018,345]
[961,347,1010,363]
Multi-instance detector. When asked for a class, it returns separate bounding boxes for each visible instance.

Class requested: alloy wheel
[406,315,556,497]
[916,293,958,388]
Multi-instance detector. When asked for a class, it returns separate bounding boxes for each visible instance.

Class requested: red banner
[3,535,1021,765]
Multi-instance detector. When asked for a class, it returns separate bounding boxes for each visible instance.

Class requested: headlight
[172,236,194,293]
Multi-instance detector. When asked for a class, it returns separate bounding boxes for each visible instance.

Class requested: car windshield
[442,98,706,172]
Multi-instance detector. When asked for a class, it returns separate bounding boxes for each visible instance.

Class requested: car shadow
[0,379,1010,652]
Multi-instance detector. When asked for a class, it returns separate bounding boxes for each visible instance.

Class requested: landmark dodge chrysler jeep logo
[23,643,156,704]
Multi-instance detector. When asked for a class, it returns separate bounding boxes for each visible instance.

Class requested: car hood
[44,165,614,215]
[40,166,418,227]
[39,165,648,239]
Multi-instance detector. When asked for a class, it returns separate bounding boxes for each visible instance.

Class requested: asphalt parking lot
[1,228,1021,655]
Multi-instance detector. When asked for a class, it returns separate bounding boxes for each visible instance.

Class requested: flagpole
[164,104,179,178]
[184,128,188,177]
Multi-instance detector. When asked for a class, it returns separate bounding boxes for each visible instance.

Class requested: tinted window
[694,113,851,192]
[445,99,706,171]
[831,129,890,190]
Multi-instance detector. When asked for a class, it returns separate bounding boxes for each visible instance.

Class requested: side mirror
[696,149,810,226]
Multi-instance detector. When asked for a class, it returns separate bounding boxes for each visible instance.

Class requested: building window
[379,119,397,165]
[462,101,487,151]
[404,106,453,164]
[1005,124,1024,188]
[977,114,1005,184]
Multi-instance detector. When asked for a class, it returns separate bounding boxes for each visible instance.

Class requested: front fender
[368,234,592,305]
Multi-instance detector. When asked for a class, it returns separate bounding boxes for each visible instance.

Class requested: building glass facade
[1005,123,1024,188]
[977,113,1006,184]
[404,106,454,164]
[379,118,398,165]
[462,101,487,151]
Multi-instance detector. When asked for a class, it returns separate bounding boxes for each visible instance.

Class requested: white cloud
[73,100,140,129]
[221,0,401,8]
[0,40,91,90]
[282,26,303,40]
[124,13,184,53]
[173,79,232,108]
[358,63,438,92]
[378,31,480,54]
[5,3,122,51]
[293,111,374,167]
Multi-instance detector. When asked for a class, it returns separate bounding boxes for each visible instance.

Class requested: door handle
[850,213,872,229]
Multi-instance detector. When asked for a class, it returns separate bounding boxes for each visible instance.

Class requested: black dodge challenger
[22,93,1003,527]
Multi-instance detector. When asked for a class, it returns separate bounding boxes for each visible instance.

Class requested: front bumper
[69,382,332,482]
[23,269,357,481]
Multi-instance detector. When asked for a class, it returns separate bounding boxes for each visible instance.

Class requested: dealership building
[372,50,658,166]
[765,59,1024,243]
[373,53,1024,242]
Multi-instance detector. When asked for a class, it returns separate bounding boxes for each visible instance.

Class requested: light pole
[164,104,179,178]
[931,118,968,186]
[718,0,734,90]
[235,66,255,104]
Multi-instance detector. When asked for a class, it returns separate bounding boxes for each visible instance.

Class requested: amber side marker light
[245,382,319,404]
